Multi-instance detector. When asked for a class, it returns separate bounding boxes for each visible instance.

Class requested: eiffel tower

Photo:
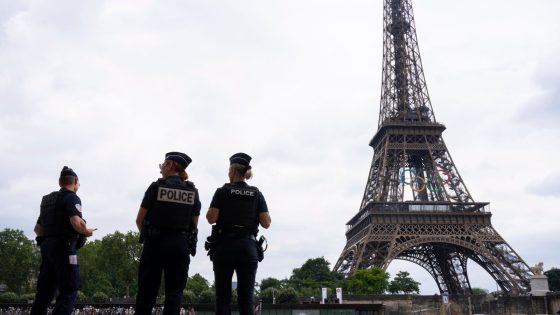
[333,0,533,294]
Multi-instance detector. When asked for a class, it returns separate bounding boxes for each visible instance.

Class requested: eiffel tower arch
[333,0,533,295]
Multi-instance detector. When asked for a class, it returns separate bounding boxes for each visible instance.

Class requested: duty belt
[148,227,187,236]
[222,233,256,241]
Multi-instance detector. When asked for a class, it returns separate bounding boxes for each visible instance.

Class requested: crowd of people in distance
[0,306,197,315]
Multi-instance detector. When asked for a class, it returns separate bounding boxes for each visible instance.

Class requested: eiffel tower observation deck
[333,0,534,295]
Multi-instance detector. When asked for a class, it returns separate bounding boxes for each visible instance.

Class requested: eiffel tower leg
[397,244,472,294]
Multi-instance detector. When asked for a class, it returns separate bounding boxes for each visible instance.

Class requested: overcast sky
[1,0,559,295]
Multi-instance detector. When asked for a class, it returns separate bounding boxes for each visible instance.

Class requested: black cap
[165,152,192,168]
[60,166,78,178]
[229,152,252,167]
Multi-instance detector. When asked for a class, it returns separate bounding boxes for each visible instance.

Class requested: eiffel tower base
[334,210,531,294]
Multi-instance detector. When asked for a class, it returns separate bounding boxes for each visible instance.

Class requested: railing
[0,304,384,315]
[345,202,490,232]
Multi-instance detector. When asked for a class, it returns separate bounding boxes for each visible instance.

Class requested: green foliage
[277,287,300,304]
[92,291,109,303]
[77,291,87,303]
[290,257,337,288]
[297,286,321,299]
[198,289,216,303]
[0,292,19,303]
[345,267,389,294]
[186,273,210,296]
[183,290,197,304]
[20,293,35,302]
[258,287,277,304]
[96,231,142,297]
[79,231,141,298]
[545,268,560,291]
[0,229,40,294]
[388,271,420,294]
[471,287,489,295]
[260,277,283,291]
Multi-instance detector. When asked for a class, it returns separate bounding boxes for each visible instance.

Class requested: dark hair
[59,176,77,187]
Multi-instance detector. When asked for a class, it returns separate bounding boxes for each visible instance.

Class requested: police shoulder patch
[75,204,82,212]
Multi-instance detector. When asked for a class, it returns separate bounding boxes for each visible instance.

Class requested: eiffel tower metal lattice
[333,0,533,294]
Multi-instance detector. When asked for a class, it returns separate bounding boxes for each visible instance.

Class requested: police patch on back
[229,187,256,197]
[157,187,195,205]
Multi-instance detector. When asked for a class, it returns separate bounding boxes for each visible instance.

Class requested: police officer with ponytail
[206,153,271,315]
[31,166,95,315]
[135,152,201,315]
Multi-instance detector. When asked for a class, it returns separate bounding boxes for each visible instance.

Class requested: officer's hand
[84,228,95,237]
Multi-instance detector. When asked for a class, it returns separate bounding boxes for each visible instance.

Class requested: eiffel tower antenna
[333,0,533,295]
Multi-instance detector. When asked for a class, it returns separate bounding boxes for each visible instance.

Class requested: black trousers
[31,237,80,315]
[213,238,258,315]
[135,233,190,315]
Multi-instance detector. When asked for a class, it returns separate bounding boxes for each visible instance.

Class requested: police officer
[31,166,95,315]
[206,153,271,315]
[135,152,201,315]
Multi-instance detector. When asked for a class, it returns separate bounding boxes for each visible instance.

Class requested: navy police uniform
[135,152,201,315]
[31,167,83,315]
[210,153,269,315]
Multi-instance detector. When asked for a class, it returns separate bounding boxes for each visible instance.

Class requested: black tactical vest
[39,190,76,237]
[148,179,196,230]
[217,183,260,234]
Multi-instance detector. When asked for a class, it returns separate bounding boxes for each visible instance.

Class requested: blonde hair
[231,163,253,180]
[168,160,189,181]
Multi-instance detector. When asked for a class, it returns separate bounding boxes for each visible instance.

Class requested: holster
[66,234,81,252]
[256,235,266,262]
[139,222,151,244]
[204,225,222,261]
[35,236,45,246]
[188,226,198,257]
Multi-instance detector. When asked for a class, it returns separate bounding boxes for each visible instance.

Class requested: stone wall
[343,293,560,315]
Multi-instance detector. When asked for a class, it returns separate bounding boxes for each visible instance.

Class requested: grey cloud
[526,173,560,197]
[514,62,560,129]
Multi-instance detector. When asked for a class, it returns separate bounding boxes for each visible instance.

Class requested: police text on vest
[157,187,195,205]
[230,189,255,197]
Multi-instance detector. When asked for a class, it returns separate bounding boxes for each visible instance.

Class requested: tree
[545,268,560,291]
[183,290,197,304]
[0,229,39,294]
[260,277,283,291]
[388,271,420,294]
[96,231,142,297]
[186,273,210,296]
[79,239,114,297]
[92,291,109,303]
[289,257,337,290]
[277,287,300,304]
[0,292,18,303]
[259,287,276,304]
[77,291,87,303]
[198,289,216,303]
[291,257,335,283]
[345,267,389,294]
[471,287,489,295]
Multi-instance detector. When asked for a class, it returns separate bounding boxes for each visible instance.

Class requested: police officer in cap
[31,166,96,315]
[135,152,201,315]
[206,153,271,315]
